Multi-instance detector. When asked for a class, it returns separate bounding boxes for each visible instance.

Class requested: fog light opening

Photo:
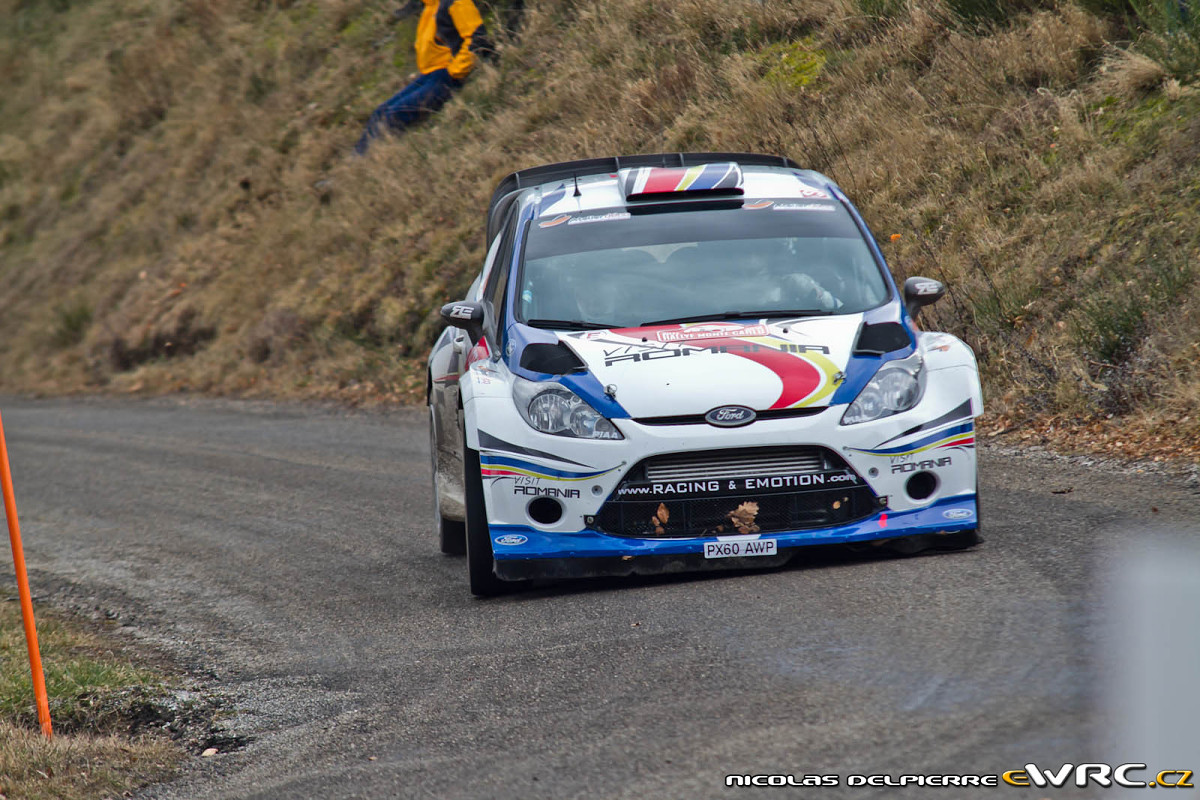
[528,497,563,525]
[905,471,938,501]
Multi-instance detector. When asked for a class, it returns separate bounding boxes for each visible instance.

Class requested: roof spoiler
[620,162,744,201]
[485,152,801,243]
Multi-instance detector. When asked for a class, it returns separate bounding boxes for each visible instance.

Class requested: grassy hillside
[0,0,1197,453]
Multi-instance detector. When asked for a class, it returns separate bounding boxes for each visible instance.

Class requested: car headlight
[512,378,623,440]
[840,352,925,425]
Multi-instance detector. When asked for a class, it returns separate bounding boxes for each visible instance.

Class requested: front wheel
[937,476,984,550]
[462,440,514,597]
[929,528,981,551]
[934,475,984,551]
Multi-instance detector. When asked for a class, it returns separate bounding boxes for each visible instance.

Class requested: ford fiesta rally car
[428,153,982,596]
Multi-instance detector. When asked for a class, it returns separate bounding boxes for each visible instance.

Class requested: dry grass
[0,0,1197,452]
[0,722,177,800]
[0,596,181,798]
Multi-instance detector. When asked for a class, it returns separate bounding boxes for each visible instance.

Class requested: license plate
[704,539,777,559]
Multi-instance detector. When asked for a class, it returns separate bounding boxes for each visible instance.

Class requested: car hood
[560,316,866,418]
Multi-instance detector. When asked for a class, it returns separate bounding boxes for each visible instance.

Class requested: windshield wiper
[640,310,833,326]
[525,319,620,331]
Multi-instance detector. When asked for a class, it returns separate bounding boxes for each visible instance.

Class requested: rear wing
[485,152,802,244]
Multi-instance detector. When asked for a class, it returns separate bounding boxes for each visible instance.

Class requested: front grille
[645,448,824,483]
[594,490,876,538]
[592,446,879,539]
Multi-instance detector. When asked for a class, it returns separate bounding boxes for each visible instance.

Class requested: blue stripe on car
[849,421,974,455]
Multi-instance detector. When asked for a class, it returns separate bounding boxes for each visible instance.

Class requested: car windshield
[517,201,890,329]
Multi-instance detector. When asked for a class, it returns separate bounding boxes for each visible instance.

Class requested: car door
[430,201,523,506]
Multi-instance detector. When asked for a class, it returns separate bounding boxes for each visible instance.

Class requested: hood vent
[519,342,586,375]
[854,322,911,355]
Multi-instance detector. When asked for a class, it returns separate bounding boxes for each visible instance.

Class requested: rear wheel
[430,405,466,555]
[463,438,512,597]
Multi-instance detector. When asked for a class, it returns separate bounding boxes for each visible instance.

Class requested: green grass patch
[0,595,163,729]
[1130,0,1200,81]
[1101,93,1177,147]
[855,0,907,22]
[50,301,92,349]
[1071,257,1194,364]
[337,6,383,48]
[4,0,74,50]
[756,38,826,90]
[0,593,183,799]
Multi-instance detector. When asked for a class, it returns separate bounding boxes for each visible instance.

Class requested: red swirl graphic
[613,324,823,409]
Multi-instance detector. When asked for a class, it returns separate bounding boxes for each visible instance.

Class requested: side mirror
[903,277,946,321]
[439,300,486,343]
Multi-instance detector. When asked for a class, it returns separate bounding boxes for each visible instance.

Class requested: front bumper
[469,395,978,529]
[489,494,978,581]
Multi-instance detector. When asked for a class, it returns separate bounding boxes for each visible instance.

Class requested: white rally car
[428,153,982,595]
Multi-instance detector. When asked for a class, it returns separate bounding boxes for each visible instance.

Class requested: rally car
[428,153,982,596]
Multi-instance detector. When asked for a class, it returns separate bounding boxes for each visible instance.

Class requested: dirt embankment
[1,0,1197,458]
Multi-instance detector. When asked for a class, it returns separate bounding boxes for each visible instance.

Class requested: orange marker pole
[0,410,52,739]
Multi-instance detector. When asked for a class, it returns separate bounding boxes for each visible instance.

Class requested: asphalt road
[2,397,1198,799]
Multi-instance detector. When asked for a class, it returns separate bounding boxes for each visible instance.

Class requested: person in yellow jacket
[356,0,492,154]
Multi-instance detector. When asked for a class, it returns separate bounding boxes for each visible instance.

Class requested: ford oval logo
[705,405,756,428]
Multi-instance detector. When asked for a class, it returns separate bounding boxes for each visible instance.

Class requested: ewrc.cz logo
[1003,764,1194,789]
[723,766,1196,789]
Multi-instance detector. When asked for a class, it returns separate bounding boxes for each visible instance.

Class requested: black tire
[975,474,983,537]
[882,527,980,556]
[950,474,985,548]
[439,517,467,556]
[930,528,981,551]
[463,439,511,597]
[430,405,466,555]
[928,475,984,551]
